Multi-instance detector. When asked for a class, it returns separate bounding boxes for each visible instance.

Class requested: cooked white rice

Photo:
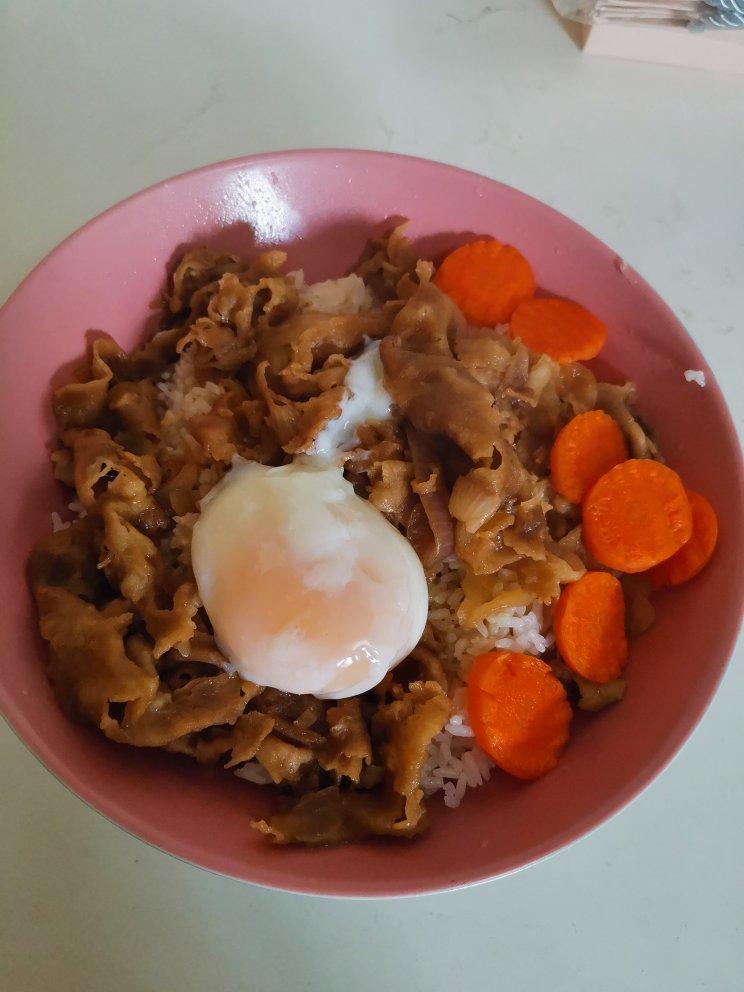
[50,501,87,533]
[289,270,373,314]
[51,511,69,533]
[684,369,706,387]
[157,354,225,454]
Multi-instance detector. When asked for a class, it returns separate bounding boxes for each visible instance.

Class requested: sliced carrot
[550,410,628,504]
[434,239,535,326]
[509,297,607,363]
[554,572,628,684]
[647,490,718,588]
[582,459,692,573]
[467,650,572,780]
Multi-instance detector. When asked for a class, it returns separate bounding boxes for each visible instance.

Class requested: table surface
[1,2,742,990]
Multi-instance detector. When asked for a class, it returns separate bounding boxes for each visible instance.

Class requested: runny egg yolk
[191,460,429,698]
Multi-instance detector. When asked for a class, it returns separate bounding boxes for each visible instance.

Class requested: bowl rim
[1,148,742,897]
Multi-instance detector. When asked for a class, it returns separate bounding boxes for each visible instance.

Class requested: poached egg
[192,460,428,698]
[191,341,428,699]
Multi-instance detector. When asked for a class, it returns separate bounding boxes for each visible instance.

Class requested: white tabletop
[1,2,742,989]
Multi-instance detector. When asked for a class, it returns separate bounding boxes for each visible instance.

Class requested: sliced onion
[405,425,455,570]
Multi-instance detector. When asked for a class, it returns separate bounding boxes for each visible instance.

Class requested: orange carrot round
[647,490,718,588]
[467,650,572,780]
[550,410,628,504]
[554,572,628,684]
[509,297,607,363]
[582,459,692,573]
[434,239,535,326]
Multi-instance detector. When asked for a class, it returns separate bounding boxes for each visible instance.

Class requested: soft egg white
[306,340,392,464]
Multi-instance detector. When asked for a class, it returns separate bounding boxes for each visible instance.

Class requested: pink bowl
[1,150,741,897]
